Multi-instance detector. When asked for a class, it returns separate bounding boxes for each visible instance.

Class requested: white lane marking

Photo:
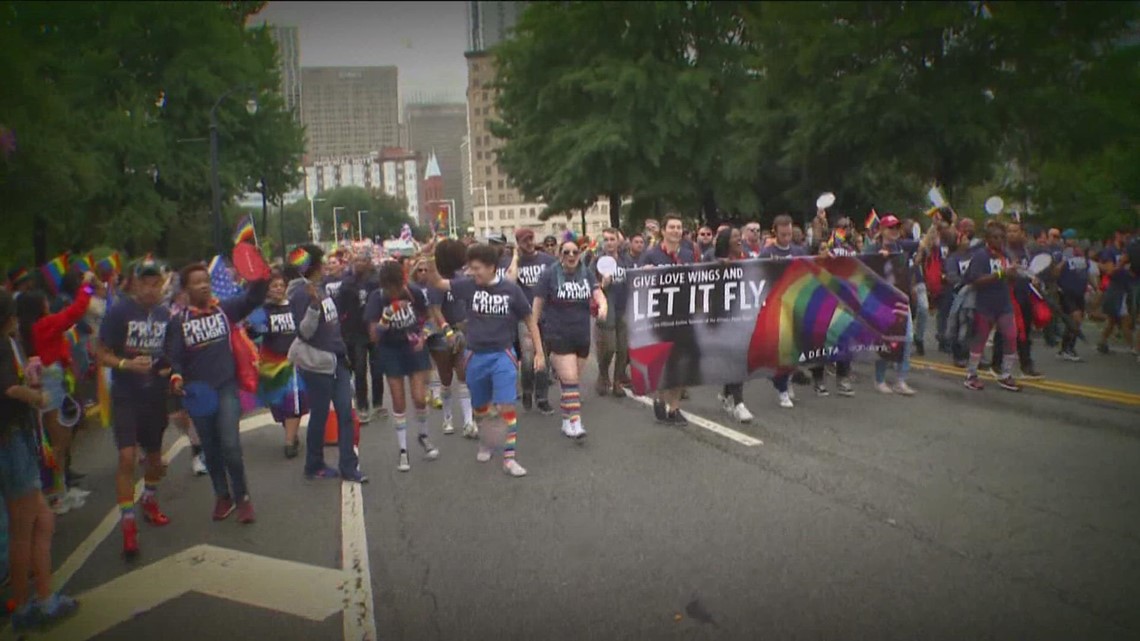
[41,545,347,641]
[341,481,377,641]
[52,415,279,593]
[622,390,763,447]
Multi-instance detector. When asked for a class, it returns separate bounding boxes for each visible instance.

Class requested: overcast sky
[253,1,469,105]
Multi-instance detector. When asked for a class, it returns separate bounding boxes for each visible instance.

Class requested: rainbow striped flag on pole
[233,214,258,246]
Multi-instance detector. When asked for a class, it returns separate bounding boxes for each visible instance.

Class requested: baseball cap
[133,257,163,277]
[515,228,535,242]
[880,214,901,228]
[1061,228,1078,240]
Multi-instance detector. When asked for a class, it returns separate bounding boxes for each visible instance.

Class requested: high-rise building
[269,25,302,122]
[465,1,525,53]
[406,102,467,223]
[301,66,399,159]
[302,149,421,224]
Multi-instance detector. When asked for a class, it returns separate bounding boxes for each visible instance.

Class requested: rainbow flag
[96,366,112,428]
[70,254,94,275]
[96,251,122,277]
[233,214,257,245]
[747,258,909,372]
[864,208,880,232]
[287,247,312,269]
[40,253,69,294]
[7,267,30,289]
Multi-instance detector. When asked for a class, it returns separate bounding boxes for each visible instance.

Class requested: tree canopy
[0,1,304,267]
[491,1,1140,235]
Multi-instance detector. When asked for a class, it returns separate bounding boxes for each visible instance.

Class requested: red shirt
[32,286,93,367]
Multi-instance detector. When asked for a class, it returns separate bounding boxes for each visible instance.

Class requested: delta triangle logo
[628,341,674,395]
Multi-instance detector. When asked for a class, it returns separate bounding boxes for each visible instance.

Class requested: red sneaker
[212,497,236,521]
[140,498,171,527]
[236,498,256,524]
[122,518,139,558]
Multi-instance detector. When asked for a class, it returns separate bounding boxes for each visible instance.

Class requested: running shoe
[561,419,575,439]
[731,403,754,423]
[814,384,830,397]
[342,471,370,484]
[1062,351,1083,362]
[212,497,236,521]
[536,400,555,415]
[653,397,668,422]
[611,382,625,397]
[964,375,985,391]
[570,419,587,440]
[442,418,455,435]
[502,460,527,477]
[778,392,794,409]
[998,376,1022,392]
[358,408,372,424]
[305,466,339,480]
[284,440,300,459]
[892,381,916,396]
[397,449,411,472]
[836,378,855,397]
[192,452,208,476]
[1020,367,1044,380]
[140,497,171,526]
[236,497,256,524]
[462,421,479,439]
[37,593,80,624]
[476,446,493,463]
[667,410,688,426]
[418,435,440,460]
[874,382,893,394]
[716,392,734,414]
[595,379,610,396]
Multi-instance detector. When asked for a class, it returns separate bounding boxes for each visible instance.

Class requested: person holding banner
[426,244,544,478]
[760,215,809,408]
[813,218,859,397]
[712,227,757,422]
[864,215,918,396]
[533,239,607,440]
[364,261,438,473]
[639,214,700,423]
[594,229,634,397]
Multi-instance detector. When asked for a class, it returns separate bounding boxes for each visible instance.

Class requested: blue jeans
[300,359,359,477]
[876,315,913,384]
[190,384,248,500]
[912,283,929,346]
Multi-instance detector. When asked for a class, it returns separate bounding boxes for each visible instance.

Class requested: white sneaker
[778,392,794,409]
[67,487,92,500]
[732,403,754,423]
[396,450,411,472]
[892,381,916,396]
[716,393,734,414]
[561,420,575,438]
[476,446,492,462]
[358,408,372,424]
[502,459,527,477]
[462,422,479,439]
[836,379,855,397]
[571,419,587,440]
[442,418,455,435]
[875,382,893,394]
[787,386,796,401]
[418,435,440,461]
[192,453,208,476]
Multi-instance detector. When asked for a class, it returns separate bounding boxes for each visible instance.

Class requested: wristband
[117,359,126,370]
[83,284,95,296]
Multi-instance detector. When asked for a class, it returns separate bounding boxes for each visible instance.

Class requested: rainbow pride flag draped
[96,366,112,428]
[257,349,305,417]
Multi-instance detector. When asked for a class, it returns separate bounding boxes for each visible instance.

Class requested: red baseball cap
[515,228,535,242]
[880,214,901,228]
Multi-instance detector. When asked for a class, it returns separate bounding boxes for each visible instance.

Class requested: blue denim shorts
[374,342,432,378]
[465,350,519,408]
[0,429,43,500]
[40,363,67,412]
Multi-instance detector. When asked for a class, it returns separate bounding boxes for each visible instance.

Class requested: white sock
[393,413,408,451]
[458,385,473,425]
[441,385,453,423]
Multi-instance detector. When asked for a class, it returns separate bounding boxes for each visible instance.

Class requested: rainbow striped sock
[119,501,136,521]
[393,413,408,451]
[560,385,581,423]
[502,409,518,459]
[141,482,158,502]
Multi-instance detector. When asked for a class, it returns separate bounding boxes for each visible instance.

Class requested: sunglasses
[562,249,580,257]
[698,232,713,236]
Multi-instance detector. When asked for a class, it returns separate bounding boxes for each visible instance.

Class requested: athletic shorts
[112,395,169,452]
[0,429,42,500]
[465,350,519,408]
[40,364,67,412]
[1101,285,1128,320]
[546,338,590,359]
[1059,291,1086,315]
[373,342,432,378]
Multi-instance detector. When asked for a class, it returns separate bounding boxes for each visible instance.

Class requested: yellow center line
[910,358,1140,407]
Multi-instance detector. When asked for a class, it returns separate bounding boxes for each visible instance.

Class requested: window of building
[498,179,505,189]
[485,166,491,176]
[499,210,507,220]
[499,194,507,204]
[481,90,488,102]
[507,208,515,218]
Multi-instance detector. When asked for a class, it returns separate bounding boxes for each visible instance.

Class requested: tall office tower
[406,102,467,221]
[301,66,399,159]
[269,25,302,123]
[465,1,525,53]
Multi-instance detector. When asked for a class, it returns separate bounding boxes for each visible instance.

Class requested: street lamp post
[209,84,258,256]
[357,210,369,241]
[309,197,326,243]
[332,206,345,244]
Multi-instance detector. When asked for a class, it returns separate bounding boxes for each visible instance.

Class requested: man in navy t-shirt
[501,229,556,414]
[962,221,1021,391]
[1095,231,1133,354]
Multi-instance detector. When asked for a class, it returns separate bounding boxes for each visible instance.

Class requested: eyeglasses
[562,249,579,257]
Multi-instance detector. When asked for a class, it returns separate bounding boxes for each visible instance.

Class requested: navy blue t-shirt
[289,285,347,356]
[639,241,699,266]
[254,302,298,355]
[364,286,430,347]
[427,287,467,325]
[1055,247,1090,297]
[595,253,635,315]
[99,297,170,399]
[449,277,531,353]
[963,246,1013,315]
[1097,246,1133,288]
[534,263,598,345]
[498,251,555,304]
[167,281,267,389]
[759,243,807,259]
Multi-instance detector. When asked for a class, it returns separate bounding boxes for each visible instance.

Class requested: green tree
[272,187,411,252]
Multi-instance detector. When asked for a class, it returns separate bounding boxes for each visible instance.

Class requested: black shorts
[113,395,169,453]
[546,339,590,359]
[1059,291,1085,315]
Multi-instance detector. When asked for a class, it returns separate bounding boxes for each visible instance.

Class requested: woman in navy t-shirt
[425,240,476,439]
[533,239,606,440]
[364,261,437,473]
[248,270,308,459]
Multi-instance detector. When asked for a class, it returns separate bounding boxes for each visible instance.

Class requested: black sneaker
[998,376,1022,392]
[667,410,688,426]
[1021,367,1044,380]
[653,398,667,422]
[284,440,300,459]
[535,400,555,415]
[1097,343,1110,355]
[914,340,925,356]
[521,391,533,411]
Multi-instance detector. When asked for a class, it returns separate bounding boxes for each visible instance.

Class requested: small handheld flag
[208,256,243,300]
[40,253,69,294]
[233,214,257,246]
[287,247,313,270]
[864,208,880,232]
[96,252,122,278]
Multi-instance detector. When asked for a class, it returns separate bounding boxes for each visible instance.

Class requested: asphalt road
[4,347,1140,641]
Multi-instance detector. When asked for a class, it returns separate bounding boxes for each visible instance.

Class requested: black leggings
[722,383,743,405]
[810,361,851,384]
